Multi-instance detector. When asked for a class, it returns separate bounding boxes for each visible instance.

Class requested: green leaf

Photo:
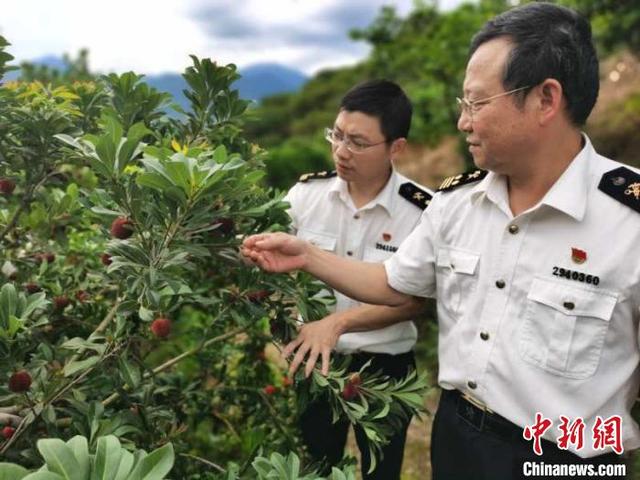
[112,450,134,480]
[65,437,89,480]
[118,357,141,390]
[127,443,174,480]
[21,473,64,480]
[63,356,101,377]
[20,292,49,320]
[0,283,18,330]
[0,463,29,480]
[92,435,123,480]
[7,315,23,336]
[36,438,82,480]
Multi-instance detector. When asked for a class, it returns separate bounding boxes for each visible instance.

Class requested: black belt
[444,389,523,441]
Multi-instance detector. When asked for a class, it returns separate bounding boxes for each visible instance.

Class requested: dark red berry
[110,217,134,239]
[53,295,70,312]
[8,371,31,393]
[0,178,15,196]
[24,283,41,294]
[150,317,171,338]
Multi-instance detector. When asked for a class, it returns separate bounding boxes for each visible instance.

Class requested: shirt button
[480,332,490,341]
[563,301,575,310]
[353,213,360,219]
[346,251,353,256]
[467,381,477,390]
[508,224,519,234]
[495,280,506,289]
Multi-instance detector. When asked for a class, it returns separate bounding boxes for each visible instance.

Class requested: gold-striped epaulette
[598,166,640,213]
[398,182,432,210]
[437,169,488,192]
[298,170,338,183]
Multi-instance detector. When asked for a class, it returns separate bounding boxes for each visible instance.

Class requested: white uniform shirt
[285,170,432,354]
[385,136,640,457]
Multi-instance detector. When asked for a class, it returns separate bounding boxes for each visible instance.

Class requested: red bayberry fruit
[100,253,112,266]
[247,290,269,303]
[53,295,70,312]
[211,217,234,236]
[150,317,171,338]
[263,385,277,395]
[1,426,15,439]
[8,370,31,393]
[348,372,362,386]
[270,320,284,337]
[110,217,134,239]
[341,373,362,401]
[341,383,359,401]
[75,290,89,302]
[35,252,55,264]
[0,178,15,196]
[24,283,41,294]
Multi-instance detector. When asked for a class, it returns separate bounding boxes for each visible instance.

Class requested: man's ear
[390,137,407,159]
[536,78,564,126]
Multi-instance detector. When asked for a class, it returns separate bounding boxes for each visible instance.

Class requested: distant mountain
[146,63,307,110]
[235,63,308,101]
[3,54,67,82]
[3,57,307,108]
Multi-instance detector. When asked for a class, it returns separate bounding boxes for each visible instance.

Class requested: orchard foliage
[246,0,639,189]
[0,37,427,478]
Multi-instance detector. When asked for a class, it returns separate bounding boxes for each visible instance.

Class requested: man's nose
[334,141,351,158]
[457,109,472,133]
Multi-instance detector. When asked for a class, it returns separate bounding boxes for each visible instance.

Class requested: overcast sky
[2,0,467,75]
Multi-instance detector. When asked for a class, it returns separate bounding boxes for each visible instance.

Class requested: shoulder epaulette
[399,182,432,210]
[598,166,640,213]
[437,169,488,192]
[298,170,337,183]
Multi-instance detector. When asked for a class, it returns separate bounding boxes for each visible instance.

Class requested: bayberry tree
[0,37,427,479]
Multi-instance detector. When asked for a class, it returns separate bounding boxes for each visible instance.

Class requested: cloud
[1,0,465,76]
[189,0,415,72]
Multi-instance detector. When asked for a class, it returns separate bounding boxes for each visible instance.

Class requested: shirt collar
[328,169,398,215]
[469,134,594,221]
[538,135,593,221]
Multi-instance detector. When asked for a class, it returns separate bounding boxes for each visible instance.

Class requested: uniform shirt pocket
[519,277,618,379]
[296,229,337,252]
[435,246,481,320]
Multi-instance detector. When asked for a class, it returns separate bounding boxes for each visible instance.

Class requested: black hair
[340,79,413,141]
[470,2,599,126]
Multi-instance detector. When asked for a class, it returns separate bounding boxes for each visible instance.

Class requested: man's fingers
[305,349,320,378]
[282,337,303,360]
[321,348,331,377]
[242,234,268,248]
[289,343,310,376]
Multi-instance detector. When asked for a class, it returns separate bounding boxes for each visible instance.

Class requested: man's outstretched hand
[282,314,344,378]
[241,232,309,273]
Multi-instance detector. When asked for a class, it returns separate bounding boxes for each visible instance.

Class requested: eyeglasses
[324,127,387,154]
[456,86,531,118]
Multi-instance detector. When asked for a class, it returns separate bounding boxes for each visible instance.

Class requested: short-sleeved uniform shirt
[385,136,640,457]
[285,169,432,354]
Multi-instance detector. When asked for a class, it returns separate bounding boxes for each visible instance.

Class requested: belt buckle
[458,392,493,432]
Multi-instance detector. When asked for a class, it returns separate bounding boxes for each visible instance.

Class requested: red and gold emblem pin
[571,247,587,264]
[382,232,392,242]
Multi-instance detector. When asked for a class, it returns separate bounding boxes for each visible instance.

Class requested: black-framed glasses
[324,127,387,154]
[456,86,531,119]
